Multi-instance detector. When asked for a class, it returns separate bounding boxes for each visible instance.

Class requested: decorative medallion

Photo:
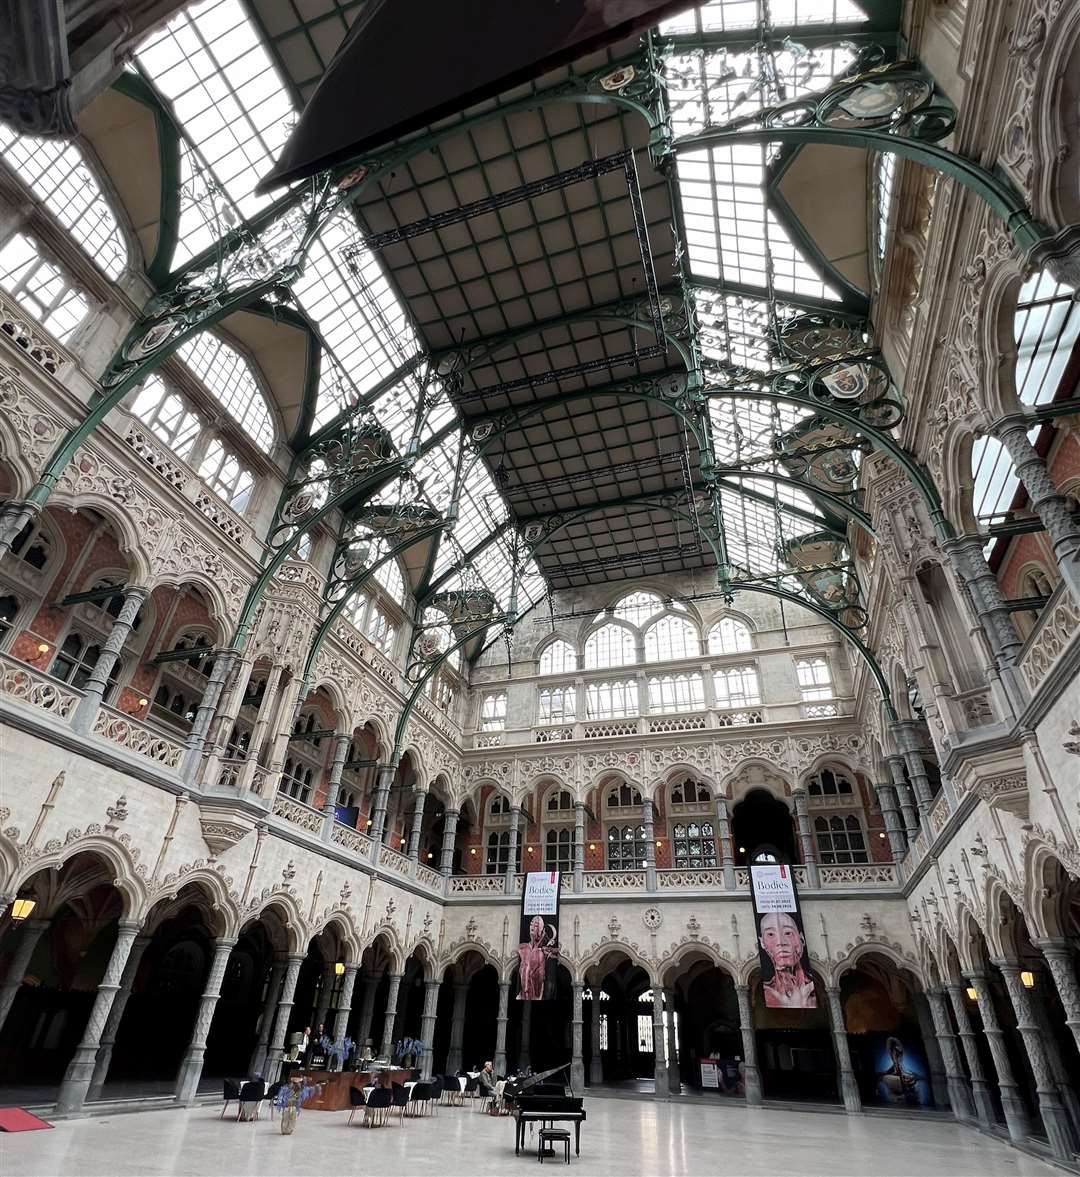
[642,906,663,930]
[600,65,636,92]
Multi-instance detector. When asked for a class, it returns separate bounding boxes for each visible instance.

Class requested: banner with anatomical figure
[750,863,817,1010]
[517,870,561,1001]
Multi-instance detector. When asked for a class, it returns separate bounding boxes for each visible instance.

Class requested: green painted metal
[301,523,446,683]
[673,125,1059,263]
[111,72,183,290]
[711,472,872,533]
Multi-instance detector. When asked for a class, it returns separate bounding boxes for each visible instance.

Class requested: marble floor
[0,1094,1060,1177]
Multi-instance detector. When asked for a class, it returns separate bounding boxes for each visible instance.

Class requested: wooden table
[299,1068,414,1111]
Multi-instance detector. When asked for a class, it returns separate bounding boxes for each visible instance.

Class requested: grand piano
[505,1063,586,1156]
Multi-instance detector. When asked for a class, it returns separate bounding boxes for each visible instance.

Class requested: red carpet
[0,1107,53,1131]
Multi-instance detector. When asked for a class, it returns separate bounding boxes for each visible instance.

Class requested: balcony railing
[0,654,81,719]
[92,706,186,769]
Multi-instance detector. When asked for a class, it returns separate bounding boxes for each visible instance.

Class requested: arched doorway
[731,788,797,864]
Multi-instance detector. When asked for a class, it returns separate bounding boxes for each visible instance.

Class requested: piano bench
[538,1127,571,1165]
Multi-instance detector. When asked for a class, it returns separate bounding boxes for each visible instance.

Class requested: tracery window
[584,623,636,669]
[814,814,868,864]
[672,821,717,869]
[585,678,638,720]
[489,794,512,817]
[795,656,833,701]
[611,592,665,627]
[10,519,52,571]
[197,437,255,512]
[544,828,574,873]
[647,672,705,714]
[0,234,89,341]
[706,617,753,655]
[547,789,574,814]
[807,768,854,797]
[130,376,202,460]
[0,594,21,643]
[281,757,315,805]
[485,830,521,874]
[670,779,711,806]
[643,614,700,662]
[480,692,507,731]
[606,782,642,809]
[49,632,120,699]
[539,639,575,676]
[712,664,761,709]
[538,685,576,725]
[178,332,275,451]
[365,605,396,657]
[607,824,647,870]
[0,125,127,278]
[432,675,455,714]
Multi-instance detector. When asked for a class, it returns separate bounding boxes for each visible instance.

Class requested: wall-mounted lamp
[470,847,477,855]
[655,840,662,848]
[366,819,372,828]
[526,846,534,854]
[138,698,149,707]
[1020,970,1036,989]
[965,986,978,1002]
[10,898,36,921]
[588,843,596,852]
[878,832,886,839]
[427,852,434,860]
[334,961,345,977]
[37,643,49,654]
[399,837,407,847]
[738,846,746,854]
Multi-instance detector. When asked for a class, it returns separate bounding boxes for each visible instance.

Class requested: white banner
[522,870,560,916]
[750,863,798,913]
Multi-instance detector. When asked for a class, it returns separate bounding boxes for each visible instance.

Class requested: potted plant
[319,1033,355,1072]
[273,1076,323,1134]
[392,1037,426,1069]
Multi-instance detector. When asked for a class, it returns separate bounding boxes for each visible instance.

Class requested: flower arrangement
[274,1077,323,1134]
[393,1037,426,1067]
[319,1034,355,1070]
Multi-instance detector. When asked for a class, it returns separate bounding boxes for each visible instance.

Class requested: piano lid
[256,0,695,192]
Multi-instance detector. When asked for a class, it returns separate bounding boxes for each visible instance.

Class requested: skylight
[660,0,867,35]
[177,332,276,450]
[0,126,127,280]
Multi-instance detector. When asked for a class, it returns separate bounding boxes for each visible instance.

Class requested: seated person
[479,1060,505,1112]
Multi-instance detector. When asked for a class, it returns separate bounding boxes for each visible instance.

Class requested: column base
[653,1063,668,1098]
[1037,1090,1078,1163]
[946,1075,976,1123]
[263,1049,284,1084]
[571,1060,585,1093]
[1001,1084,1033,1143]
[589,1061,602,1085]
[56,1046,98,1114]
[248,1044,269,1079]
[86,1043,115,1104]
[971,1080,998,1129]
[743,1064,763,1106]
[840,1074,862,1114]
[175,1048,206,1106]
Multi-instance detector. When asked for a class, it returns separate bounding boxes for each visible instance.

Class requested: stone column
[642,799,656,891]
[71,587,149,734]
[996,961,1074,1161]
[1026,967,1080,1144]
[872,781,907,862]
[494,980,510,1075]
[320,734,351,838]
[313,963,336,1034]
[407,789,427,861]
[250,959,285,1076]
[994,417,1080,600]
[573,802,585,892]
[56,920,143,1114]
[663,987,680,1094]
[419,979,440,1079]
[356,971,379,1051]
[0,500,38,557]
[369,764,395,846]
[715,796,735,888]
[183,650,243,782]
[571,981,585,1092]
[332,964,359,1048]
[264,953,304,1082]
[589,990,602,1083]
[825,986,861,1113]
[945,982,997,1127]
[175,937,237,1105]
[0,917,49,1034]
[246,664,284,766]
[446,981,468,1071]
[886,755,920,841]
[926,988,975,1121]
[505,807,521,893]
[967,971,1031,1142]
[1038,940,1080,1058]
[439,808,460,876]
[379,973,403,1059]
[735,983,763,1106]
[890,721,934,818]
[792,790,819,887]
[520,999,532,1069]
[87,933,151,1101]
[651,987,667,1096]
[913,992,950,1109]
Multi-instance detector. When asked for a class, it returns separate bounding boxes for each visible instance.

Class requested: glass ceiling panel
[177,331,276,449]
[661,0,867,34]
[0,125,127,280]
[1014,272,1079,407]
[719,482,819,576]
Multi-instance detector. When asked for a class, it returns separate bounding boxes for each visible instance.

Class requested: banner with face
[750,863,816,1010]
[517,871,561,1001]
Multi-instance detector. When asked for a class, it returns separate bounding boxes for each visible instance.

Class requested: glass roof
[177,331,276,449]
[660,0,867,35]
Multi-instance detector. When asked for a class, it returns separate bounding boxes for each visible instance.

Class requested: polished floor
[0,1094,1060,1177]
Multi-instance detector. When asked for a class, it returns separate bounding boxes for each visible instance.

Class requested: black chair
[221,1078,242,1119]
[462,1073,480,1101]
[538,1126,572,1165]
[347,1086,366,1127]
[390,1081,409,1123]
[236,1079,266,1121]
[409,1080,433,1117]
[366,1084,392,1127]
[265,1081,284,1119]
[443,1073,463,1106]
[429,1077,443,1114]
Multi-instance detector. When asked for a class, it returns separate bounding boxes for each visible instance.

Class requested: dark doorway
[731,789,797,865]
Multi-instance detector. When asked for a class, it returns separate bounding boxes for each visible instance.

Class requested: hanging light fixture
[965,986,978,1002]
[335,961,345,977]
[1020,970,1035,989]
[10,898,36,921]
